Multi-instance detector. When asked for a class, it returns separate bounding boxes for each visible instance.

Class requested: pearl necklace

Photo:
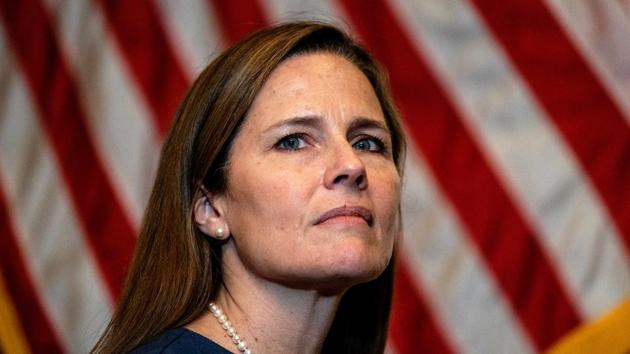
[209,302,252,354]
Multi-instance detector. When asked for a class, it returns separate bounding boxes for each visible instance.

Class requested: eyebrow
[263,115,322,133]
[347,117,390,134]
[263,115,390,134]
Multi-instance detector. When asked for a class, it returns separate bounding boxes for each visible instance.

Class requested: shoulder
[130,328,232,354]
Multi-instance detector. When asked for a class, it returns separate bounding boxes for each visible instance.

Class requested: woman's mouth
[314,206,373,227]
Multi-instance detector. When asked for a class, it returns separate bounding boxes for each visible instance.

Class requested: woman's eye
[352,137,384,152]
[275,134,307,150]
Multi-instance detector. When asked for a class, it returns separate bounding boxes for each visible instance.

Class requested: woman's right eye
[275,134,307,150]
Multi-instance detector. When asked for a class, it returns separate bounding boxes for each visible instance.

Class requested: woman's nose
[323,143,368,191]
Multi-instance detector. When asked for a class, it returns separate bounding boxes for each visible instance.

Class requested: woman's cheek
[379,171,401,240]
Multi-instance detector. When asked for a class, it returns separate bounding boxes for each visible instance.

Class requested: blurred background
[1,0,629,353]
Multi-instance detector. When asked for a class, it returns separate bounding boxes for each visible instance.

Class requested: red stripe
[338,0,582,349]
[96,0,189,136]
[0,178,64,353]
[469,0,630,256]
[0,0,135,300]
[208,0,268,45]
[390,258,455,354]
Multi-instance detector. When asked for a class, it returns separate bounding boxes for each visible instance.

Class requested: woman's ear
[193,190,230,240]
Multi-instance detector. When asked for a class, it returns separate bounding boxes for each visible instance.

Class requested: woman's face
[217,53,400,292]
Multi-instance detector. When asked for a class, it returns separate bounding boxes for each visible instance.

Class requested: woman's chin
[310,263,388,296]
[278,250,391,294]
[332,237,391,278]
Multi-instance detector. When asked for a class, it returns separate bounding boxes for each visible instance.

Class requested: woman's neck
[187,246,346,353]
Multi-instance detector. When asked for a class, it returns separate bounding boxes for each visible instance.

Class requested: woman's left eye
[352,137,385,152]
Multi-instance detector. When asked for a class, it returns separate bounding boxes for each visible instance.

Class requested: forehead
[243,53,385,130]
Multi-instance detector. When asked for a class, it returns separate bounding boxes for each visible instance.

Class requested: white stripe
[155,0,224,80]
[390,0,630,320]
[0,28,112,354]
[42,0,161,226]
[545,0,630,124]
[263,0,347,27]
[401,150,535,354]
[384,341,399,354]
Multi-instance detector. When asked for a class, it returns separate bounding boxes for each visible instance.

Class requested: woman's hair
[92,21,406,354]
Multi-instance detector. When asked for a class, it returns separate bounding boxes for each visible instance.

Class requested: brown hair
[92,21,406,354]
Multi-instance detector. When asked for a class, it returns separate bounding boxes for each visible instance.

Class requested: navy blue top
[131,328,233,354]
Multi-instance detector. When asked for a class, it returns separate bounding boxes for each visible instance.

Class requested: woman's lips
[314,206,373,227]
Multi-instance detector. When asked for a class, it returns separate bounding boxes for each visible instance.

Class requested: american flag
[1,1,629,353]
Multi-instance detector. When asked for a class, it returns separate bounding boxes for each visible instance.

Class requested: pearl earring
[216,227,225,238]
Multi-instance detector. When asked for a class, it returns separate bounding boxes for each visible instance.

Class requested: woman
[92,21,406,353]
